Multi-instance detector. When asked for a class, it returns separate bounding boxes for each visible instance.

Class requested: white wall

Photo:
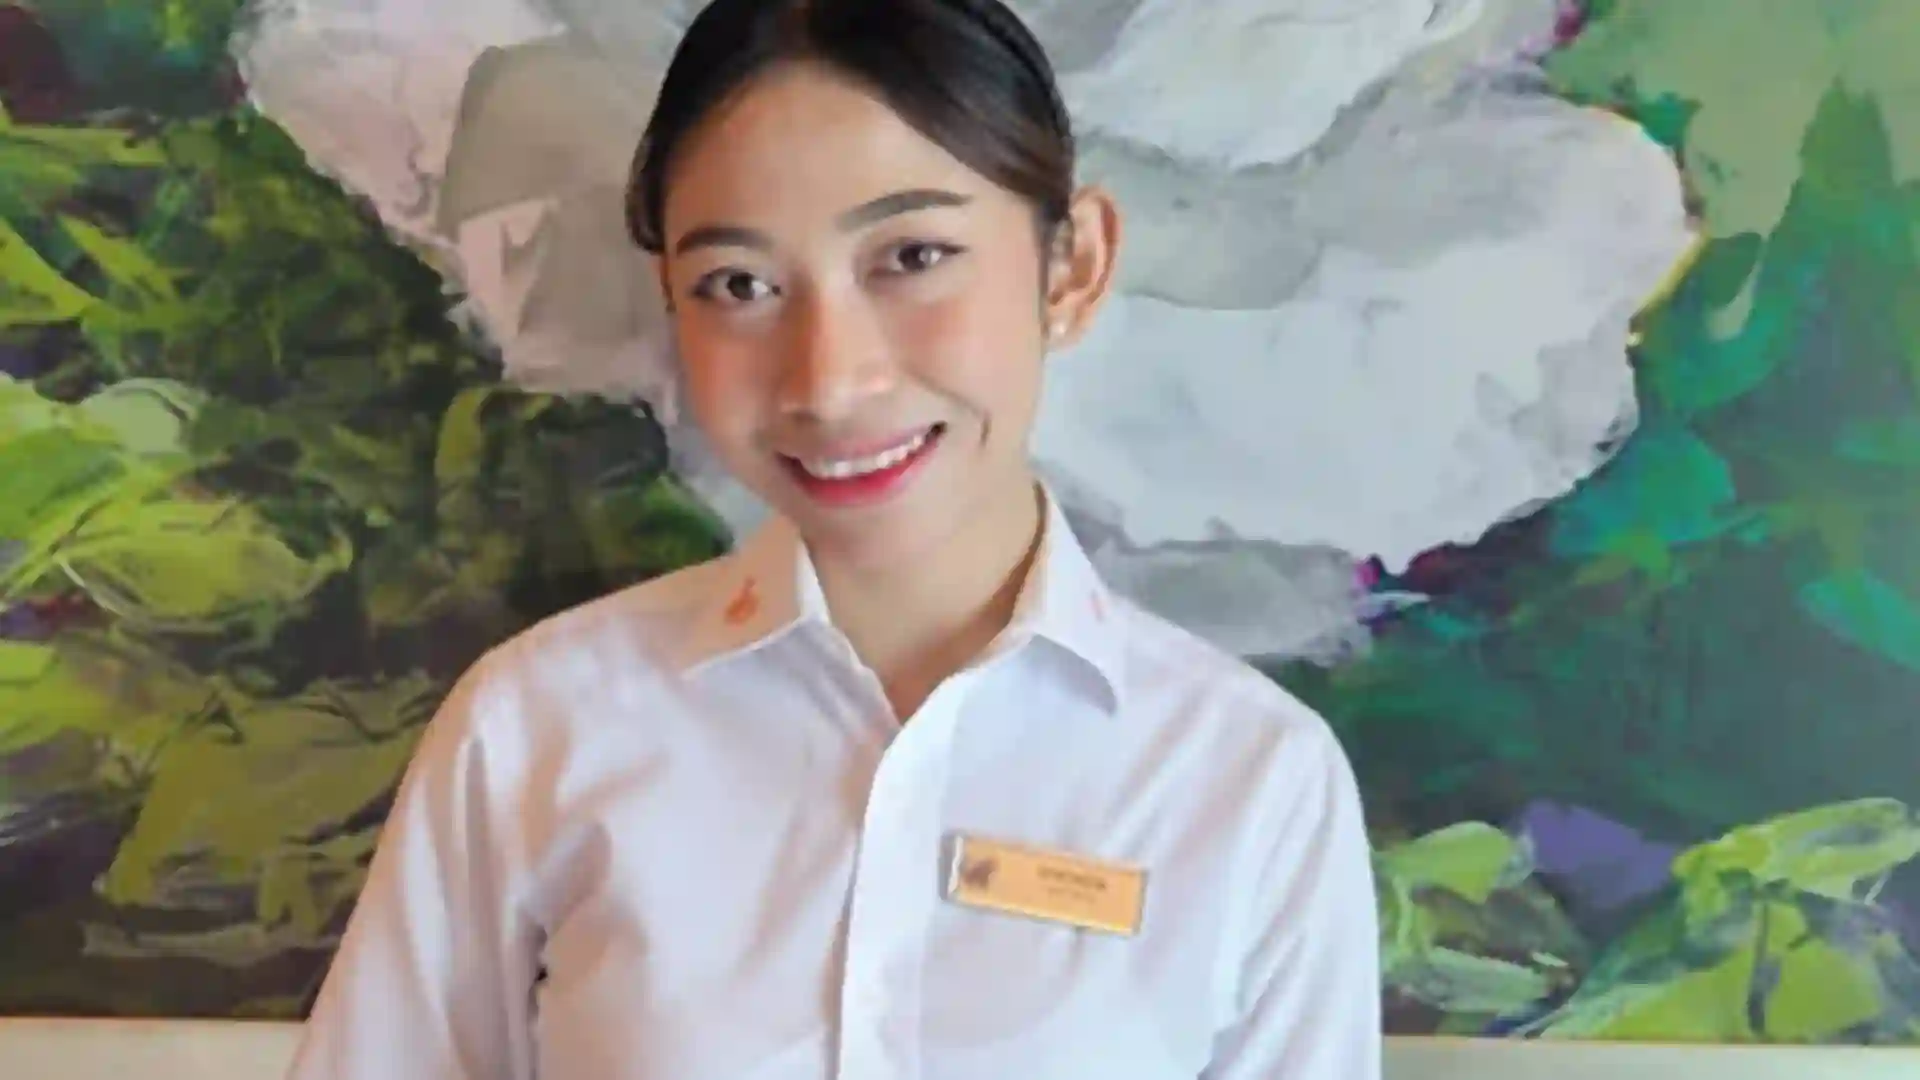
[0,1021,1910,1079]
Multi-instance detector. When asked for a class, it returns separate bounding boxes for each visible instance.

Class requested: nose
[776,288,896,423]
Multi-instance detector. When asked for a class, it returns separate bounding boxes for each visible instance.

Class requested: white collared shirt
[287,495,1381,1080]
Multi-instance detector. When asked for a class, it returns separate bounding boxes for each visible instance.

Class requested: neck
[812,477,1045,719]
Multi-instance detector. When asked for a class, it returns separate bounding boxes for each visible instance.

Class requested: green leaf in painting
[1673,798,1920,907]
[0,427,134,541]
[0,111,167,165]
[1798,570,1920,674]
[99,675,438,911]
[432,384,527,535]
[1533,932,1761,1041]
[577,473,732,582]
[1375,873,1430,970]
[188,398,417,526]
[0,642,95,756]
[59,214,185,322]
[255,831,381,940]
[0,371,63,433]
[1529,801,1920,1042]
[433,385,499,493]
[83,919,331,972]
[0,379,211,605]
[1836,416,1920,467]
[0,105,166,206]
[29,494,349,631]
[1397,947,1558,1018]
[88,818,386,961]
[1373,823,1585,1026]
[1766,936,1888,1041]
[0,375,346,629]
[1544,0,1920,242]
[2,371,205,455]
[0,215,96,327]
[357,531,523,631]
[1636,232,1787,415]
[1308,639,1548,777]
[1376,821,1523,904]
[73,378,208,456]
[0,635,208,761]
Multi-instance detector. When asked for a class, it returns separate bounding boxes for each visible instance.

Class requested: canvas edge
[0,1020,1914,1079]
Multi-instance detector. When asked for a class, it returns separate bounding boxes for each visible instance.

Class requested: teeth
[798,429,933,479]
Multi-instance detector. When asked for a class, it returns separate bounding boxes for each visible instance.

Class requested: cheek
[677,334,768,435]
[889,272,1044,403]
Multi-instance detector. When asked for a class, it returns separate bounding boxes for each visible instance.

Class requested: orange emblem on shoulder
[724,577,760,625]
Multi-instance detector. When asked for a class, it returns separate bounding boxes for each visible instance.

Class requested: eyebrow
[671,188,972,256]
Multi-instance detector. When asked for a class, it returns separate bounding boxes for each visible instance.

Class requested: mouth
[780,423,945,506]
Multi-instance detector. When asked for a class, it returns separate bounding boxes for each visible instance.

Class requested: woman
[287,0,1380,1077]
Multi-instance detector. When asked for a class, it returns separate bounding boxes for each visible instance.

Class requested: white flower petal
[1036,91,1692,574]
[234,0,561,241]
[1054,0,1478,168]
[436,35,651,229]
[1010,0,1148,73]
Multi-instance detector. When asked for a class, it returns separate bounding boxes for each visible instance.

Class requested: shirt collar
[675,487,1125,711]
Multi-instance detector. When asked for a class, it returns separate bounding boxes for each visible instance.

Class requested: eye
[692,269,776,305]
[880,241,962,276]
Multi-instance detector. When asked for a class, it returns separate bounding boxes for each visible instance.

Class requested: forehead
[663,62,1007,231]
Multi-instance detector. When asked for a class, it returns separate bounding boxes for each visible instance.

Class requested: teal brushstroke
[1799,569,1920,675]
[1549,424,1737,557]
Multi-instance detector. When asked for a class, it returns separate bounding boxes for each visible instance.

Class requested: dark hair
[625,0,1076,253]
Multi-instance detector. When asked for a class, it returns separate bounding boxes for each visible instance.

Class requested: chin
[779,480,971,573]
[788,495,956,568]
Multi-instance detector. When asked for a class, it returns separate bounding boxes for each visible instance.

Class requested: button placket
[834,675,975,1080]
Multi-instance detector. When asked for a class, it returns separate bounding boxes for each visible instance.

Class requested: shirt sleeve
[285,660,540,1080]
[1203,723,1383,1080]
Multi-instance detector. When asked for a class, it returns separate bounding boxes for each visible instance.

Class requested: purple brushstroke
[1355,557,1382,592]
[0,4,79,124]
[1517,800,1679,913]
[0,590,100,641]
[0,330,73,379]
[1893,900,1920,959]
[0,343,36,378]
[1552,0,1591,47]
[1885,865,1920,957]
[0,794,131,920]
[0,603,52,641]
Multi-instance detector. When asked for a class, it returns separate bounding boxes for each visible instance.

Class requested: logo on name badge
[958,855,998,890]
[943,833,1146,936]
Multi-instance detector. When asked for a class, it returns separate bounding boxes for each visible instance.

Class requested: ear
[1043,185,1122,349]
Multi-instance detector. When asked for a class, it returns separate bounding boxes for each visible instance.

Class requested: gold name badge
[943,834,1147,936]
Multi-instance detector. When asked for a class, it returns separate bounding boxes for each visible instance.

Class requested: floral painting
[3,0,1918,1044]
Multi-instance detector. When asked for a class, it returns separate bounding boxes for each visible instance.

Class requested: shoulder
[422,551,739,745]
[1111,595,1345,749]
[1105,594,1362,815]
[502,552,733,666]
[1097,597,1374,952]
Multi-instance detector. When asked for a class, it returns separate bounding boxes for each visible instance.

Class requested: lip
[779,423,944,508]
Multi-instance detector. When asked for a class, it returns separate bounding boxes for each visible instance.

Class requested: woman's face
[656,61,1116,570]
